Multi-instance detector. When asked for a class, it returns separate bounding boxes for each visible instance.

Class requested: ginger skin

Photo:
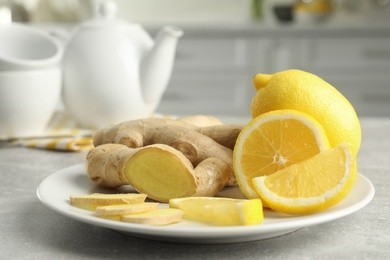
[177,115,223,127]
[86,143,135,187]
[86,143,231,202]
[93,117,243,151]
[92,118,193,148]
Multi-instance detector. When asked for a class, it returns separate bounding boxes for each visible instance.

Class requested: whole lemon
[250,69,361,155]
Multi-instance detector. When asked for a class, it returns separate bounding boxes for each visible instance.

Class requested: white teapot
[62,0,183,129]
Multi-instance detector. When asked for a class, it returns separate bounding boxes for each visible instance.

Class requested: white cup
[0,23,63,71]
[0,68,61,138]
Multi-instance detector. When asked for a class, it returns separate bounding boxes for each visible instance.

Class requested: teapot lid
[78,0,138,30]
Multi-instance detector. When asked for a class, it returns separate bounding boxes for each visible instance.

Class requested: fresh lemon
[252,142,357,215]
[251,69,361,155]
[233,109,331,199]
[169,197,263,226]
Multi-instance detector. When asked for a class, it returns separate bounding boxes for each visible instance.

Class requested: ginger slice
[69,193,147,205]
[69,193,147,210]
[120,208,184,225]
[95,202,159,216]
[123,145,197,203]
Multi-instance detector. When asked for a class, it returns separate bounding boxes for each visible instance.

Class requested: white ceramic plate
[37,163,375,244]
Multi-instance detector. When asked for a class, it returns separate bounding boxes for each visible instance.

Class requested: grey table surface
[0,117,389,260]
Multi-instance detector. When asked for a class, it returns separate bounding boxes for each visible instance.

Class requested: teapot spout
[140,26,183,107]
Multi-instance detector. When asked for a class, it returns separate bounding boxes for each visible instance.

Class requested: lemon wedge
[169,197,263,226]
[252,142,357,215]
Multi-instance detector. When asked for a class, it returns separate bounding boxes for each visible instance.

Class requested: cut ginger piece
[69,193,147,210]
[95,202,159,216]
[121,208,184,225]
[124,145,197,202]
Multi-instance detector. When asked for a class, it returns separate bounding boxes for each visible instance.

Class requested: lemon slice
[252,143,357,215]
[233,109,331,199]
[169,197,263,226]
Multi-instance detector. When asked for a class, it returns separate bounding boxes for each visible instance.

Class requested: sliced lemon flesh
[169,197,263,226]
[233,109,331,199]
[252,142,357,215]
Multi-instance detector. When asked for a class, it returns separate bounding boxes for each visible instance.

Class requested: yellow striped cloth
[1,112,174,152]
[22,136,93,151]
[5,112,95,152]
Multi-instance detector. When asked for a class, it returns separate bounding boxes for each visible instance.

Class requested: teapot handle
[95,0,117,19]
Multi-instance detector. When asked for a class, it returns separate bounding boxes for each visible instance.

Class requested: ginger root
[92,116,242,186]
[87,115,244,202]
[177,115,223,127]
[93,117,243,151]
[87,143,231,203]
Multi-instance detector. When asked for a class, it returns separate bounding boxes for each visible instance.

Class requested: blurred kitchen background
[2,0,390,118]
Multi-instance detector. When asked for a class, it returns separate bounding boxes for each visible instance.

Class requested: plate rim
[36,163,375,243]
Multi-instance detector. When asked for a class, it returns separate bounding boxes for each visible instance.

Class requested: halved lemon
[233,109,331,199]
[252,142,357,215]
[169,197,263,226]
